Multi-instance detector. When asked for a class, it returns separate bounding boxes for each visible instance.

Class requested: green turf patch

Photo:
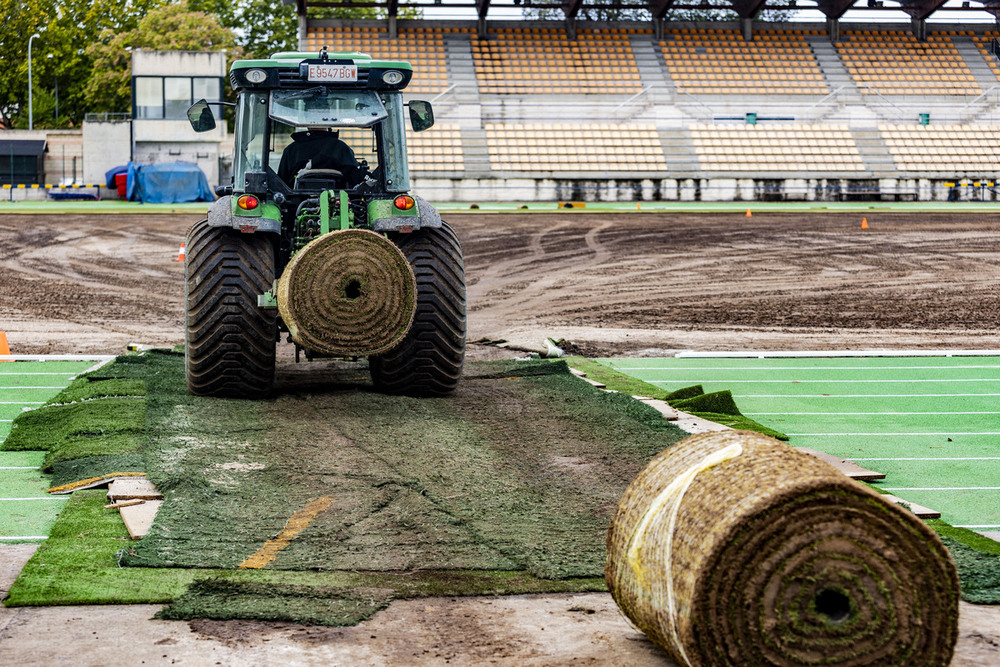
[47,454,148,489]
[45,378,145,404]
[123,357,687,580]
[4,491,198,606]
[667,386,789,440]
[938,536,1000,604]
[7,351,997,624]
[563,356,671,400]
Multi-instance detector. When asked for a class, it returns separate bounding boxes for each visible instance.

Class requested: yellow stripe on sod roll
[606,430,959,667]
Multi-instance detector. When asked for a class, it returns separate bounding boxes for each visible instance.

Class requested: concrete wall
[132,50,227,77]
[82,122,131,186]
[411,177,1000,203]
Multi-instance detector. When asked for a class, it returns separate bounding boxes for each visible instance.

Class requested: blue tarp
[125,162,214,203]
[105,165,128,189]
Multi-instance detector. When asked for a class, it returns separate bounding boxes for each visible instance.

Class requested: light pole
[28,33,40,130]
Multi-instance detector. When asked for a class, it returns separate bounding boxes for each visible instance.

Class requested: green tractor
[185,49,465,398]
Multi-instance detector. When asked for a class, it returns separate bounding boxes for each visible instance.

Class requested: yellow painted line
[47,472,147,494]
[238,496,334,569]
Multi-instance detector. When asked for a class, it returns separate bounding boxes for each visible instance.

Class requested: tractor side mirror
[408,100,434,132]
[187,99,216,133]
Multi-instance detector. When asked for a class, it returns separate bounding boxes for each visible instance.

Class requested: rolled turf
[606,430,960,667]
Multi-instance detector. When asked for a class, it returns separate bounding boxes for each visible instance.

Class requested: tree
[0,0,160,128]
[189,0,298,60]
[83,3,240,114]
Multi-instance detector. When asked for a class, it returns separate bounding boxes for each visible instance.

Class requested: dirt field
[1,210,998,355]
[2,209,999,665]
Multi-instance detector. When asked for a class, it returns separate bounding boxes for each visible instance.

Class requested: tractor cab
[181,50,464,401]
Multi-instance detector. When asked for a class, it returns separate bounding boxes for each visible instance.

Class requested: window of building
[133,76,223,121]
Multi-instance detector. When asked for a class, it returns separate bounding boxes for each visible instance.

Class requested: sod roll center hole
[344,278,363,301]
[814,588,852,624]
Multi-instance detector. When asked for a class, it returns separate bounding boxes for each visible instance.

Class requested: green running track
[0,360,100,542]
[601,353,1000,536]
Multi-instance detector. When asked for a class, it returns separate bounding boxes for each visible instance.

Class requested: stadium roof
[286,0,1000,23]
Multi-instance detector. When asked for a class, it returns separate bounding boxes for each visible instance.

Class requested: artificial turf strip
[43,378,145,404]
[1,397,146,472]
[47,454,148,489]
[562,361,789,439]
[938,537,1000,604]
[4,491,198,606]
[562,356,672,400]
[123,356,688,578]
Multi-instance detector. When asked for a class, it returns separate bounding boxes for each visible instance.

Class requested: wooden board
[635,397,678,421]
[880,494,941,520]
[107,478,163,502]
[797,448,886,481]
[119,500,163,540]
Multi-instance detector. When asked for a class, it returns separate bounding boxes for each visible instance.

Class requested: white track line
[882,487,1000,491]
[647,379,1000,384]
[0,386,76,390]
[851,457,1000,461]
[0,402,44,404]
[0,355,116,362]
[0,536,48,541]
[737,394,1000,398]
[747,411,1000,415]
[673,350,1000,358]
[955,525,1000,529]
[614,365,1000,371]
[0,497,67,501]
[0,372,83,376]
[0,466,40,470]
[789,432,1000,436]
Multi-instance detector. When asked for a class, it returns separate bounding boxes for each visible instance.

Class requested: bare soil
[1,210,999,664]
[2,210,998,355]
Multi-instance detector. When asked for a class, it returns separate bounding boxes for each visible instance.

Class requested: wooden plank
[797,448,886,481]
[107,478,163,502]
[119,499,162,540]
[635,397,678,421]
[880,494,941,519]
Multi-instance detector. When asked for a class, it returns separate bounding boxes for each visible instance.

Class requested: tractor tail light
[237,194,259,210]
[393,195,415,211]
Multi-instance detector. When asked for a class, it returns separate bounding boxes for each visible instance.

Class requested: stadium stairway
[629,34,673,110]
[659,128,698,176]
[808,36,863,116]
[851,128,897,178]
[952,36,999,95]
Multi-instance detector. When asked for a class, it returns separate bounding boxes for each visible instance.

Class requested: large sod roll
[277,229,417,357]
[606,430,959,667]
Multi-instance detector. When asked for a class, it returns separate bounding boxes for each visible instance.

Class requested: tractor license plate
[307,64,358,82]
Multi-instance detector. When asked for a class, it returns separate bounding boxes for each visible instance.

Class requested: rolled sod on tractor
[277,228,418,357]
[606,430,959,667]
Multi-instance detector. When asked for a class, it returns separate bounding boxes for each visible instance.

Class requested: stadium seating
[659,29,827,95]
[879,123,1000,173]
[970,32,1000,82]
[484,123,666,173]
[690,123,865,172]
[304,26,456,95]
[836,30,980,95]
[406,124,465,172]
[472,28,644,95]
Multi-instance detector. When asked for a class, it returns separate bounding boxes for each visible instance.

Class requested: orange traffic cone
[861,217,869,230]
[745,209,752,218]
[0,331,11,361]
[173,242,186,262]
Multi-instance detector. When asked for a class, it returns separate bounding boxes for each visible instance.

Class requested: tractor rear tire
[185,220,277,398]
[369,222,466,396]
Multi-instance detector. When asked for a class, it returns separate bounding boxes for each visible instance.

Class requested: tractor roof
[229,51,414,91]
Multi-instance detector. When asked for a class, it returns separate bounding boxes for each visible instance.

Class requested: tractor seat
[294,169,344,191]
